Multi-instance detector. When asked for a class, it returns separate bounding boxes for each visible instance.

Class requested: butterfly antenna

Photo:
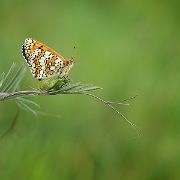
[71,46,76,60]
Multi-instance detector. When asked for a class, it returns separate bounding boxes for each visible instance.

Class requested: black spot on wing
[21,44,28,61]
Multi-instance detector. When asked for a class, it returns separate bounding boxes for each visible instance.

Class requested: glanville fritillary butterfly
[22,38,74,81]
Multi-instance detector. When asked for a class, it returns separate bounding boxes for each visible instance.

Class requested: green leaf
[16,100,38,116]
[4,65,26,93]
[0,72,5,87]
[15,97,40,108]
[41,82,102,96]
[0,63,16,92]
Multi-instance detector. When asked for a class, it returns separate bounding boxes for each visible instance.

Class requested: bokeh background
[0,0,180,179]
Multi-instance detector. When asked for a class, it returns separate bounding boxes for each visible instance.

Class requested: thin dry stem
[85,93,140,140]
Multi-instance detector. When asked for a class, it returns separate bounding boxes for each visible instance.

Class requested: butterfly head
[69,58,75,68]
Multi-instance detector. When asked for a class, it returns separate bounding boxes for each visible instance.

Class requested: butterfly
[22,38,74,81]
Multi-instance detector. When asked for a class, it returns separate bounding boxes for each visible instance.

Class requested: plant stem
[0,90,38,101]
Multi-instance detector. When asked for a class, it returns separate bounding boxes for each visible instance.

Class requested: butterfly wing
[22,38,74,80]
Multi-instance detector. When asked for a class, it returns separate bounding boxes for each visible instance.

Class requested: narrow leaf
[15,97,40,108]
[4,65,26,92]
[0,72,5,87]
[0,63,16,92]
[16,100,37,116]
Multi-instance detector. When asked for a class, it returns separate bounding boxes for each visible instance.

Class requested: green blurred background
[0,0,180,179]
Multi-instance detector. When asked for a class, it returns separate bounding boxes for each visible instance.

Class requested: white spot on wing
[50,66,55,70]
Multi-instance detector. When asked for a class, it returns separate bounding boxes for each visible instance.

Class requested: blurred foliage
[0,0,180,179]
[0,63,40,115]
